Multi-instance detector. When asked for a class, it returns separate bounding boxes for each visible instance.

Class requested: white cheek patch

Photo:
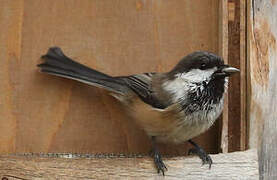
[178,67,217,83]
[163,77,191,102]
[162,67,218,102]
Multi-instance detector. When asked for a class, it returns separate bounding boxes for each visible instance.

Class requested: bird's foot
[188,147,213,169]
[150,149,167,175]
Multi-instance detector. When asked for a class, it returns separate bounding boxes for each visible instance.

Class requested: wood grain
[240,0,248,151]
[248,0,277,179]
[218,0,229,153]
[0,0,222,154]
[220,0,248,153]
[0,0,24,153]
[0,150,258,180]
[228,0,245,152]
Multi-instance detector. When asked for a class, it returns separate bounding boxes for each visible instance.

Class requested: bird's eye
[200,63,206,70]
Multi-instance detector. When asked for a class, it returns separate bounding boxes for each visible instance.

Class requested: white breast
[158,97,224,144]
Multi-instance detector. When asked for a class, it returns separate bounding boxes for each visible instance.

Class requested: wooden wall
[0,0,224,154]
[248,0,277,179]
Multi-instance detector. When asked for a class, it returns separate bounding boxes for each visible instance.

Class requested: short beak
[214,66,240,78]
[222,66,240,74]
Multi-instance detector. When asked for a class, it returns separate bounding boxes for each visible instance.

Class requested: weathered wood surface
[0,150,258,180]
[0,0,223,154]
[248,0,277,179]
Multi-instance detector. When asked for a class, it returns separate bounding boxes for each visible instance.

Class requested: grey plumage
[38,47,129,95]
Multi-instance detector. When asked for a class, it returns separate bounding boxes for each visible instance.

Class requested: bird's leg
[149,136,167,175]
[188,139,213,169]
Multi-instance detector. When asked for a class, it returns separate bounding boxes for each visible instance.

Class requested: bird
[37,47,239,175]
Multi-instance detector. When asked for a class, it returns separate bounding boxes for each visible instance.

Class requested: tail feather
[38,47,128,94]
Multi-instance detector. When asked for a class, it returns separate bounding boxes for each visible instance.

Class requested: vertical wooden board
[1,0,221,154]
[0,0,24,153]
[227,0,244,152]
[240,0,248,151]
[218,0,229,153]
[220,0,248,153]
[249,0,277,179]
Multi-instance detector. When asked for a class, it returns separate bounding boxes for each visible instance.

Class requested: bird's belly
[127,97,224,144]
[157,101,224,144]
[156,117,213,144]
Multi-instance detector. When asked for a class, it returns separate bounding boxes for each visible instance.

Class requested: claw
[152,149,167,176]
[188,140,213,169]
[150,136,167,175]
[188,147,213,168]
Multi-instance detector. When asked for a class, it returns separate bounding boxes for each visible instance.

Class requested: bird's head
[167,51,239,84]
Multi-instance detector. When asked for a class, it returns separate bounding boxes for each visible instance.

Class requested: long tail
[38,47,128,95]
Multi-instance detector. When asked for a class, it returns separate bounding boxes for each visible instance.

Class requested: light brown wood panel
[0,0,24,153]
[1,0,222,154]
[0,150,258,179]
[248,0,277,179]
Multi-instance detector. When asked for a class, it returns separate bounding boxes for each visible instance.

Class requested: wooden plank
[248,0,277,179]
[0,150,258,180]
[0,0,24,153]
[220,0,248,153]
[218,0,229,153]
[240,0,248,151]
[0,0,221,154]
[227,0,244,152]
[218,0,248,153]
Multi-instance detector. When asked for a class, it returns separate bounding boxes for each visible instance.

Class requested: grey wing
[116,73,167,109]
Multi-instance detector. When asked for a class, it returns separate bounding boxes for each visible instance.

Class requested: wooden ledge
[0,149,258,180]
